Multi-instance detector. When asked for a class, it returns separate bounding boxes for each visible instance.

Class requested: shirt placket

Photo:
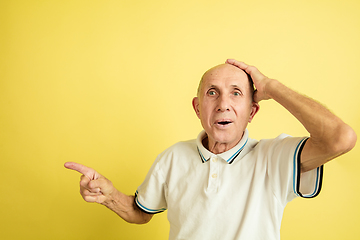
[207,156,220,192]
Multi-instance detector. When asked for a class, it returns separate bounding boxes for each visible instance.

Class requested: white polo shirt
[135,129,323,240]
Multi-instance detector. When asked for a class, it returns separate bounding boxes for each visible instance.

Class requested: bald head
[197,63,255,100]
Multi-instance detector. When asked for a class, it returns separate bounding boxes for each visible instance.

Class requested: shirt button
[212,173,218,178]
[212,158,218,162]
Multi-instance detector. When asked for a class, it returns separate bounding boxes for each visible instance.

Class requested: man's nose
[217,94,230,112]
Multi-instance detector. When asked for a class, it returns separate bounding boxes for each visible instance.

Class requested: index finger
[226,59,250,72]
[226,59,265,80]
[64,162,94,177]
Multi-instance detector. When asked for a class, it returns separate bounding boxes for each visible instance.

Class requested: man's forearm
[266,79,356,171]
[102,190,153,224]
[265,79,339,137]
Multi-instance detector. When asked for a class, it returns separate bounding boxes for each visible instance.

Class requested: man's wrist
[102,194,115,208]
[102,190,134,213]
[264,78,281,100]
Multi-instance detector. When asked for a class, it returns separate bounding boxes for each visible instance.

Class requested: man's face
[192,64,259,151]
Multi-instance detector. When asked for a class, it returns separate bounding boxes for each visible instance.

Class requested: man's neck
[202,135,242,154]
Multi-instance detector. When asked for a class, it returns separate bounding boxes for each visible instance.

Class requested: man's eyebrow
[206,84,243,89]
[230,85,244,91]
[206,85,218,89]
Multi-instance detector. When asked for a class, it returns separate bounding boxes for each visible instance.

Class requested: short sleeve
[293,138,324,198]
[135,156,167,214]
[265,135,323,204]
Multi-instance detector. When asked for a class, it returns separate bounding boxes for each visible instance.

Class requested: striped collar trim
[196,129,249,164]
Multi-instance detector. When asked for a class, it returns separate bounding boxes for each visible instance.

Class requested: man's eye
[234,92,241,96]
[208,90,216,96]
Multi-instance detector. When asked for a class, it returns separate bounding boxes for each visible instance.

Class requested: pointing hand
[64,162,115,204]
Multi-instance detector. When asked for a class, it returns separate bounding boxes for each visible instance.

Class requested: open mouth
[218,121,232,125]
[215,120,233,126]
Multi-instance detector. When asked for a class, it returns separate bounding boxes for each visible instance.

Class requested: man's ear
[192,97,201,119]
[248,102,260,123]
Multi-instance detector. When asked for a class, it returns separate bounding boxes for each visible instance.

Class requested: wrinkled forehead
[198,63,251,94]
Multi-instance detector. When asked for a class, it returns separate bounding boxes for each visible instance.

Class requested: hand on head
[64,162,115,204]
[226,59,272,103]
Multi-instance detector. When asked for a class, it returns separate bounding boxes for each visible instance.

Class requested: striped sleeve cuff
[134,191,167,214]
[293,138,324,198]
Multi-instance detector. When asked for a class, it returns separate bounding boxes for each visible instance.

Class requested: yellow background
[1,0,359,239]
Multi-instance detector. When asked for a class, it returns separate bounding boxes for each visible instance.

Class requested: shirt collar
[196,129,249,164]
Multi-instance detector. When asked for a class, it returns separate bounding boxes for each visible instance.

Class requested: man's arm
[226,59,357,172]
[64,162,153,224]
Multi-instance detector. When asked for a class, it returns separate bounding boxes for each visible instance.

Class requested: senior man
[65,59,356,240]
